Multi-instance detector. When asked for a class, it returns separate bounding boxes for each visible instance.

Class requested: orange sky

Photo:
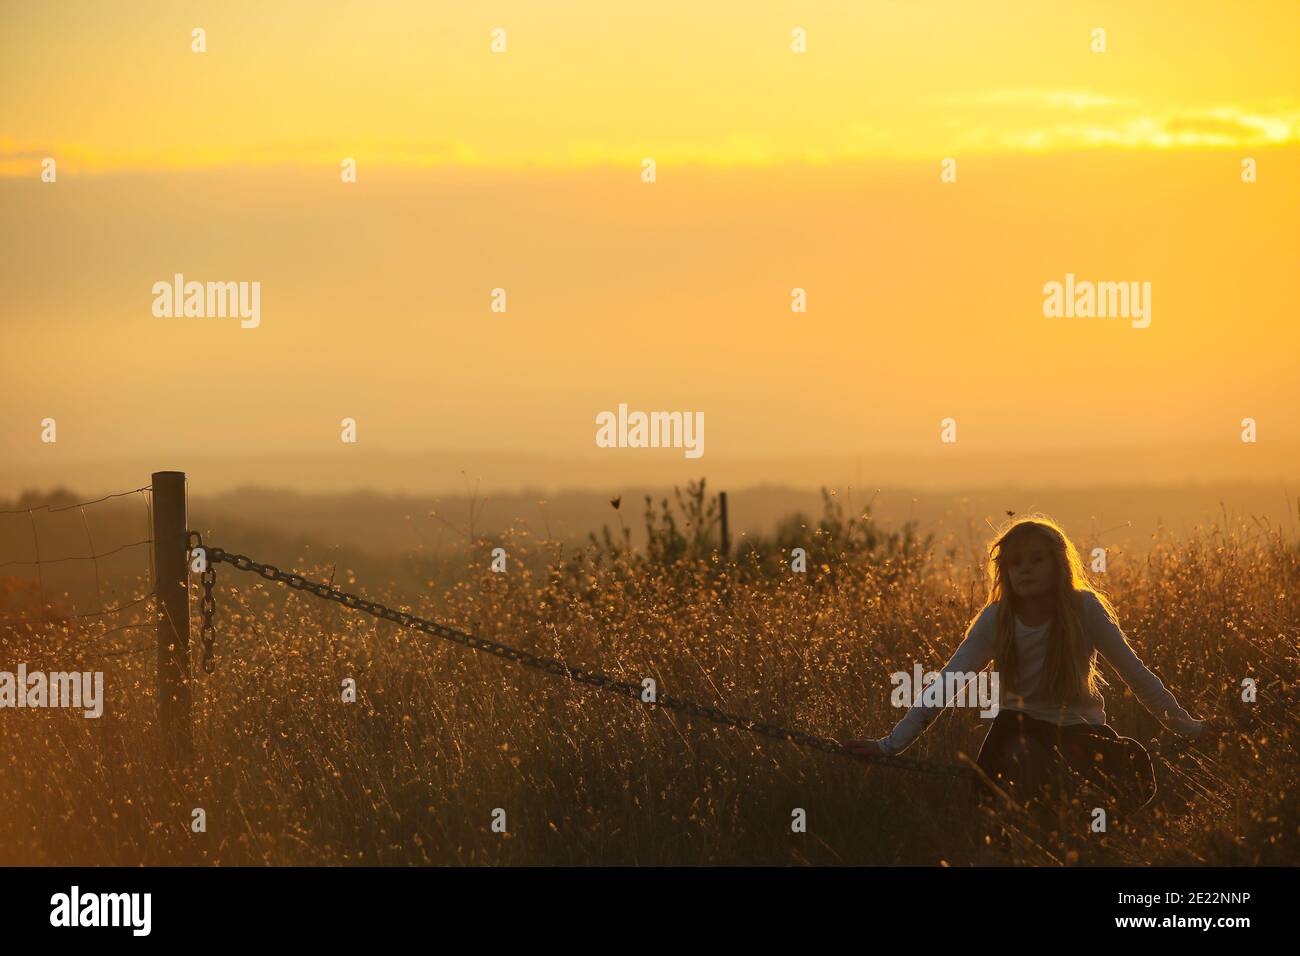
[1,1,1297,491]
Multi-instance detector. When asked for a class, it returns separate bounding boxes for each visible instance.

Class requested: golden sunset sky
[1,0,1297,493]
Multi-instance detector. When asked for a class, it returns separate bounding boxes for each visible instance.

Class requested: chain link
[199,565,217,674]
[186,531,219,674]
[189,536,973,779]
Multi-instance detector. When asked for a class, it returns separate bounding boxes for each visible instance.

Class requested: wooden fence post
[152,471,192,760]
[719,491,730,557]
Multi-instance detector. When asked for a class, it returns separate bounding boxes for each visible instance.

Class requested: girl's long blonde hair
[984,515,1112,705]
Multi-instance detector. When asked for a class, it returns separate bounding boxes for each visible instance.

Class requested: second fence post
[152,470,192,761]
[719,490,730,557]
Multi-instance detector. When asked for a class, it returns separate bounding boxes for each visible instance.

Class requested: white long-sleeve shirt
[879,590,1202,755]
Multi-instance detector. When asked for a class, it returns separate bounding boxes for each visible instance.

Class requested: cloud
[955,104,1299,153]
[5,101,1298,178]
[1162,109,1295,143]
[914,91,1299,153]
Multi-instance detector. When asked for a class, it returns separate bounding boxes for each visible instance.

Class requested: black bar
[1,865,1283,941]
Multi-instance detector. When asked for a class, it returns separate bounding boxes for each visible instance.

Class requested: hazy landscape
[1,473,1295,865]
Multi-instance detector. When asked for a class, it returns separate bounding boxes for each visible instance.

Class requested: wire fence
[1,481,970,775]
[0,485,156,659]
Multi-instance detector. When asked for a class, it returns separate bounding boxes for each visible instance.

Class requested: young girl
[845,516,1211,811]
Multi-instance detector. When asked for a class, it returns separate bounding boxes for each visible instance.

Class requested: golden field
[1,485,1295,866]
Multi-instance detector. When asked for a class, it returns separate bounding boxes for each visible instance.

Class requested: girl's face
[1002,533,1057,599]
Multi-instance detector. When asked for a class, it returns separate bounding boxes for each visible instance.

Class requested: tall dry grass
[1,505,1296,866]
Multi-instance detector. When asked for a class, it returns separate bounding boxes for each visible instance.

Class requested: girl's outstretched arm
[846,604,998,757]
[1084,591,1204,737]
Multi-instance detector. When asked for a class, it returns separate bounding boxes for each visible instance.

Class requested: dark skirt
[974,709,1156,812]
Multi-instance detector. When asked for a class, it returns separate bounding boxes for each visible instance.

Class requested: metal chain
[199,565,217,674]
[188,536,973,779]
[189,531,218,674]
